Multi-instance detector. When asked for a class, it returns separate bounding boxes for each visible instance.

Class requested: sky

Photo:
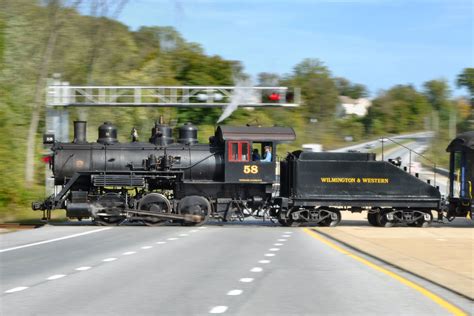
[105,0,472,96]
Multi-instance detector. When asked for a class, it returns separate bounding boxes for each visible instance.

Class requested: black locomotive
[33,119,473,227]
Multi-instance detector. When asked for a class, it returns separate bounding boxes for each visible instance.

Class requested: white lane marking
[156,241,166,244]
[167,237,178,241]
[4,287,28,293]
[47,274,66,280]
[269,248,280,251]
[284,231,293,234]
[227,289,243,296]
[190,230,198,233]
[274,243,283,246]
[250,267,263,272]
[102,257,117,262]
[122,251,136,255]
[0,228,112,253]
[264,253,276,257]
[277,239,287,242]
[259,260,271,264]
[179,234,189,237]
[239,278,254,283]
[75,266,91,271]
[209,306,228,314]
[282,235,291,238]
[141,246,153,250]
[199,227,208,229]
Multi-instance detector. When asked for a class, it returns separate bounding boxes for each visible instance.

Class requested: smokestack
[73,121,87,143]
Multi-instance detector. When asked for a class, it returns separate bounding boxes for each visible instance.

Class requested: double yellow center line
[302,228,467,316]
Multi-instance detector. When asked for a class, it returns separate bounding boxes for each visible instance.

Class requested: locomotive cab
[215,126,296,184]
[446,131,474,219]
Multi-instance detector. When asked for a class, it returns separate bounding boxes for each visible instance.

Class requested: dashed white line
[264,253,276,257]
[0,228,112,253]
[250,267,263,272]
[190,230,198,233]
[274,243,283,246]
[239,278,254,283]
[284,231,293,234]
[75,266,91,271]
[277,239,287,242]
[47,274,66,280]
[167,237,178,241]
[102,257,117,262]
[156,241,166,244]
[122,251,137,255]
[141,246,153,250]
[258,260,271,264]
[227,289,243,296]
[282,235,291,238]
[4,287,28,293]
[199,227,208,229]
[209,306,228,314]
[269,248,280,251]
[179,233,189,237]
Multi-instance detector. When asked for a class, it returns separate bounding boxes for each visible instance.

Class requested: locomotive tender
[33,120,473,227]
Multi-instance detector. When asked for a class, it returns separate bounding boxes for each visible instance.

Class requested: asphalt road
[1,225,472,315]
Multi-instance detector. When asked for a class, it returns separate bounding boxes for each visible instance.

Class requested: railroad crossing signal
[46,84,300,108]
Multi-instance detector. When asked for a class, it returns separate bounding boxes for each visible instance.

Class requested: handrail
[381,137,437,187]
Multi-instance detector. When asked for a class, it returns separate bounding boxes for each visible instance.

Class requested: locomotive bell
[97,122,118,144]
[178,122,198,145]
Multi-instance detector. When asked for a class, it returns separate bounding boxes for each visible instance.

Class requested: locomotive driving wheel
[138,193,171,226]
[93,193,126,226]
[178,195,211,226]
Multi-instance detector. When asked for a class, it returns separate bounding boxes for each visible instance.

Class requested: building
[337,96,372,117]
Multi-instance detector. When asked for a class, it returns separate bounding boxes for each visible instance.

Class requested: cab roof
[446,131,474,152]
[216,126,296,143]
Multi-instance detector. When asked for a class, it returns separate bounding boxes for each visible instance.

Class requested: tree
[257,72,280,87]
[334,77,368,99]
[456,68,474,102]
[365,85,430,134]
[456,68,474,130]
[423,79,453,122]
[283,58,339,121]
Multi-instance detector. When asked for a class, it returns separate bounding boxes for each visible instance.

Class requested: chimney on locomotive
[149,116,174,146]
[97,122,118,144]
[73,121,87,143]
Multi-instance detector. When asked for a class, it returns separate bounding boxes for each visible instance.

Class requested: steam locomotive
[33,120,473,227]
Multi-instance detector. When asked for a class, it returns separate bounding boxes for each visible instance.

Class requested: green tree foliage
[365,85,430,134]
[456,68,474,101]
[282,58,339,122]
[334,77,368,99]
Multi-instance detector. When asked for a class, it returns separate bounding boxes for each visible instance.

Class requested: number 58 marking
[243,165,259,174]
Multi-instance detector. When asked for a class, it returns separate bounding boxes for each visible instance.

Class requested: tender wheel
[178,196,211,226]
[138,193,171,226]
[277,208,289,226]
[318,209,341,227]
[367,211,379,227]
[376,209,395,227]
[407,211,433,227]
[284,208,306,227]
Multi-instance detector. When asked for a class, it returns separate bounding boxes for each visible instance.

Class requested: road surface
[1,225,471,315]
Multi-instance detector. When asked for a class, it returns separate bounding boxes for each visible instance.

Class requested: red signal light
[268,92,281,102]
[42,155,52,164]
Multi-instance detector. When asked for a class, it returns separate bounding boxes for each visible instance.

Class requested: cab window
[228,141,250,162]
